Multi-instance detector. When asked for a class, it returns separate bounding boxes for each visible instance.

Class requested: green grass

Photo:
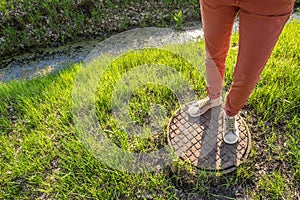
[0,20,299,199]
[1,0,299,60]
[0,0,200,60]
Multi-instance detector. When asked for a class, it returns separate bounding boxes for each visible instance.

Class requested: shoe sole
[223,134,239,144]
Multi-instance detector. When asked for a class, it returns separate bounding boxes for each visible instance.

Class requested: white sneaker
[187,96,222,117]
[223,112,239,144]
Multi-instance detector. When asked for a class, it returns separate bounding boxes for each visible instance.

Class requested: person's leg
[200,0,239,100]
[188,0,239,117]
[225,0,294,116]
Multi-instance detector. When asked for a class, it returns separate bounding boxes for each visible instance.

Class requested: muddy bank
[0,38,102,81]
[1,13,298,82]
[0,23,203,82]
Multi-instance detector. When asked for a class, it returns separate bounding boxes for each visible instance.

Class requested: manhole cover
[167,105,251,173]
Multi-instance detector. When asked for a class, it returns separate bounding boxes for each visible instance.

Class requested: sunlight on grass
[257,171,288,199]
[95,48,204,153]
[0,21,299,199]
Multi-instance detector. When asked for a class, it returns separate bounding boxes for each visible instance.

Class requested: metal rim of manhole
[167,104,251,174]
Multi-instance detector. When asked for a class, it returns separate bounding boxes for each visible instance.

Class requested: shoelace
[225,116,236,131]
[196,97,210,108]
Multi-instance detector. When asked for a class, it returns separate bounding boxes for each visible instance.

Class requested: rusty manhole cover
[167,105,251,173]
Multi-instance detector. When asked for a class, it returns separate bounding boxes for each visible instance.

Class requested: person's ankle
[210,96,222,102]
[224,111,237,118]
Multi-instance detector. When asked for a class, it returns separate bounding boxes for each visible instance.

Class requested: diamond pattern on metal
[167,105,251,174]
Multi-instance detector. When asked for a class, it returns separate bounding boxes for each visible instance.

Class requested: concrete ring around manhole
[167,105,251,174]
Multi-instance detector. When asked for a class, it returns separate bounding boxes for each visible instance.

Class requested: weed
[173,10,184,30]
[0,20,299,199]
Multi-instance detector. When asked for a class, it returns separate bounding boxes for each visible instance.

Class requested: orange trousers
[200,0,294,116]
